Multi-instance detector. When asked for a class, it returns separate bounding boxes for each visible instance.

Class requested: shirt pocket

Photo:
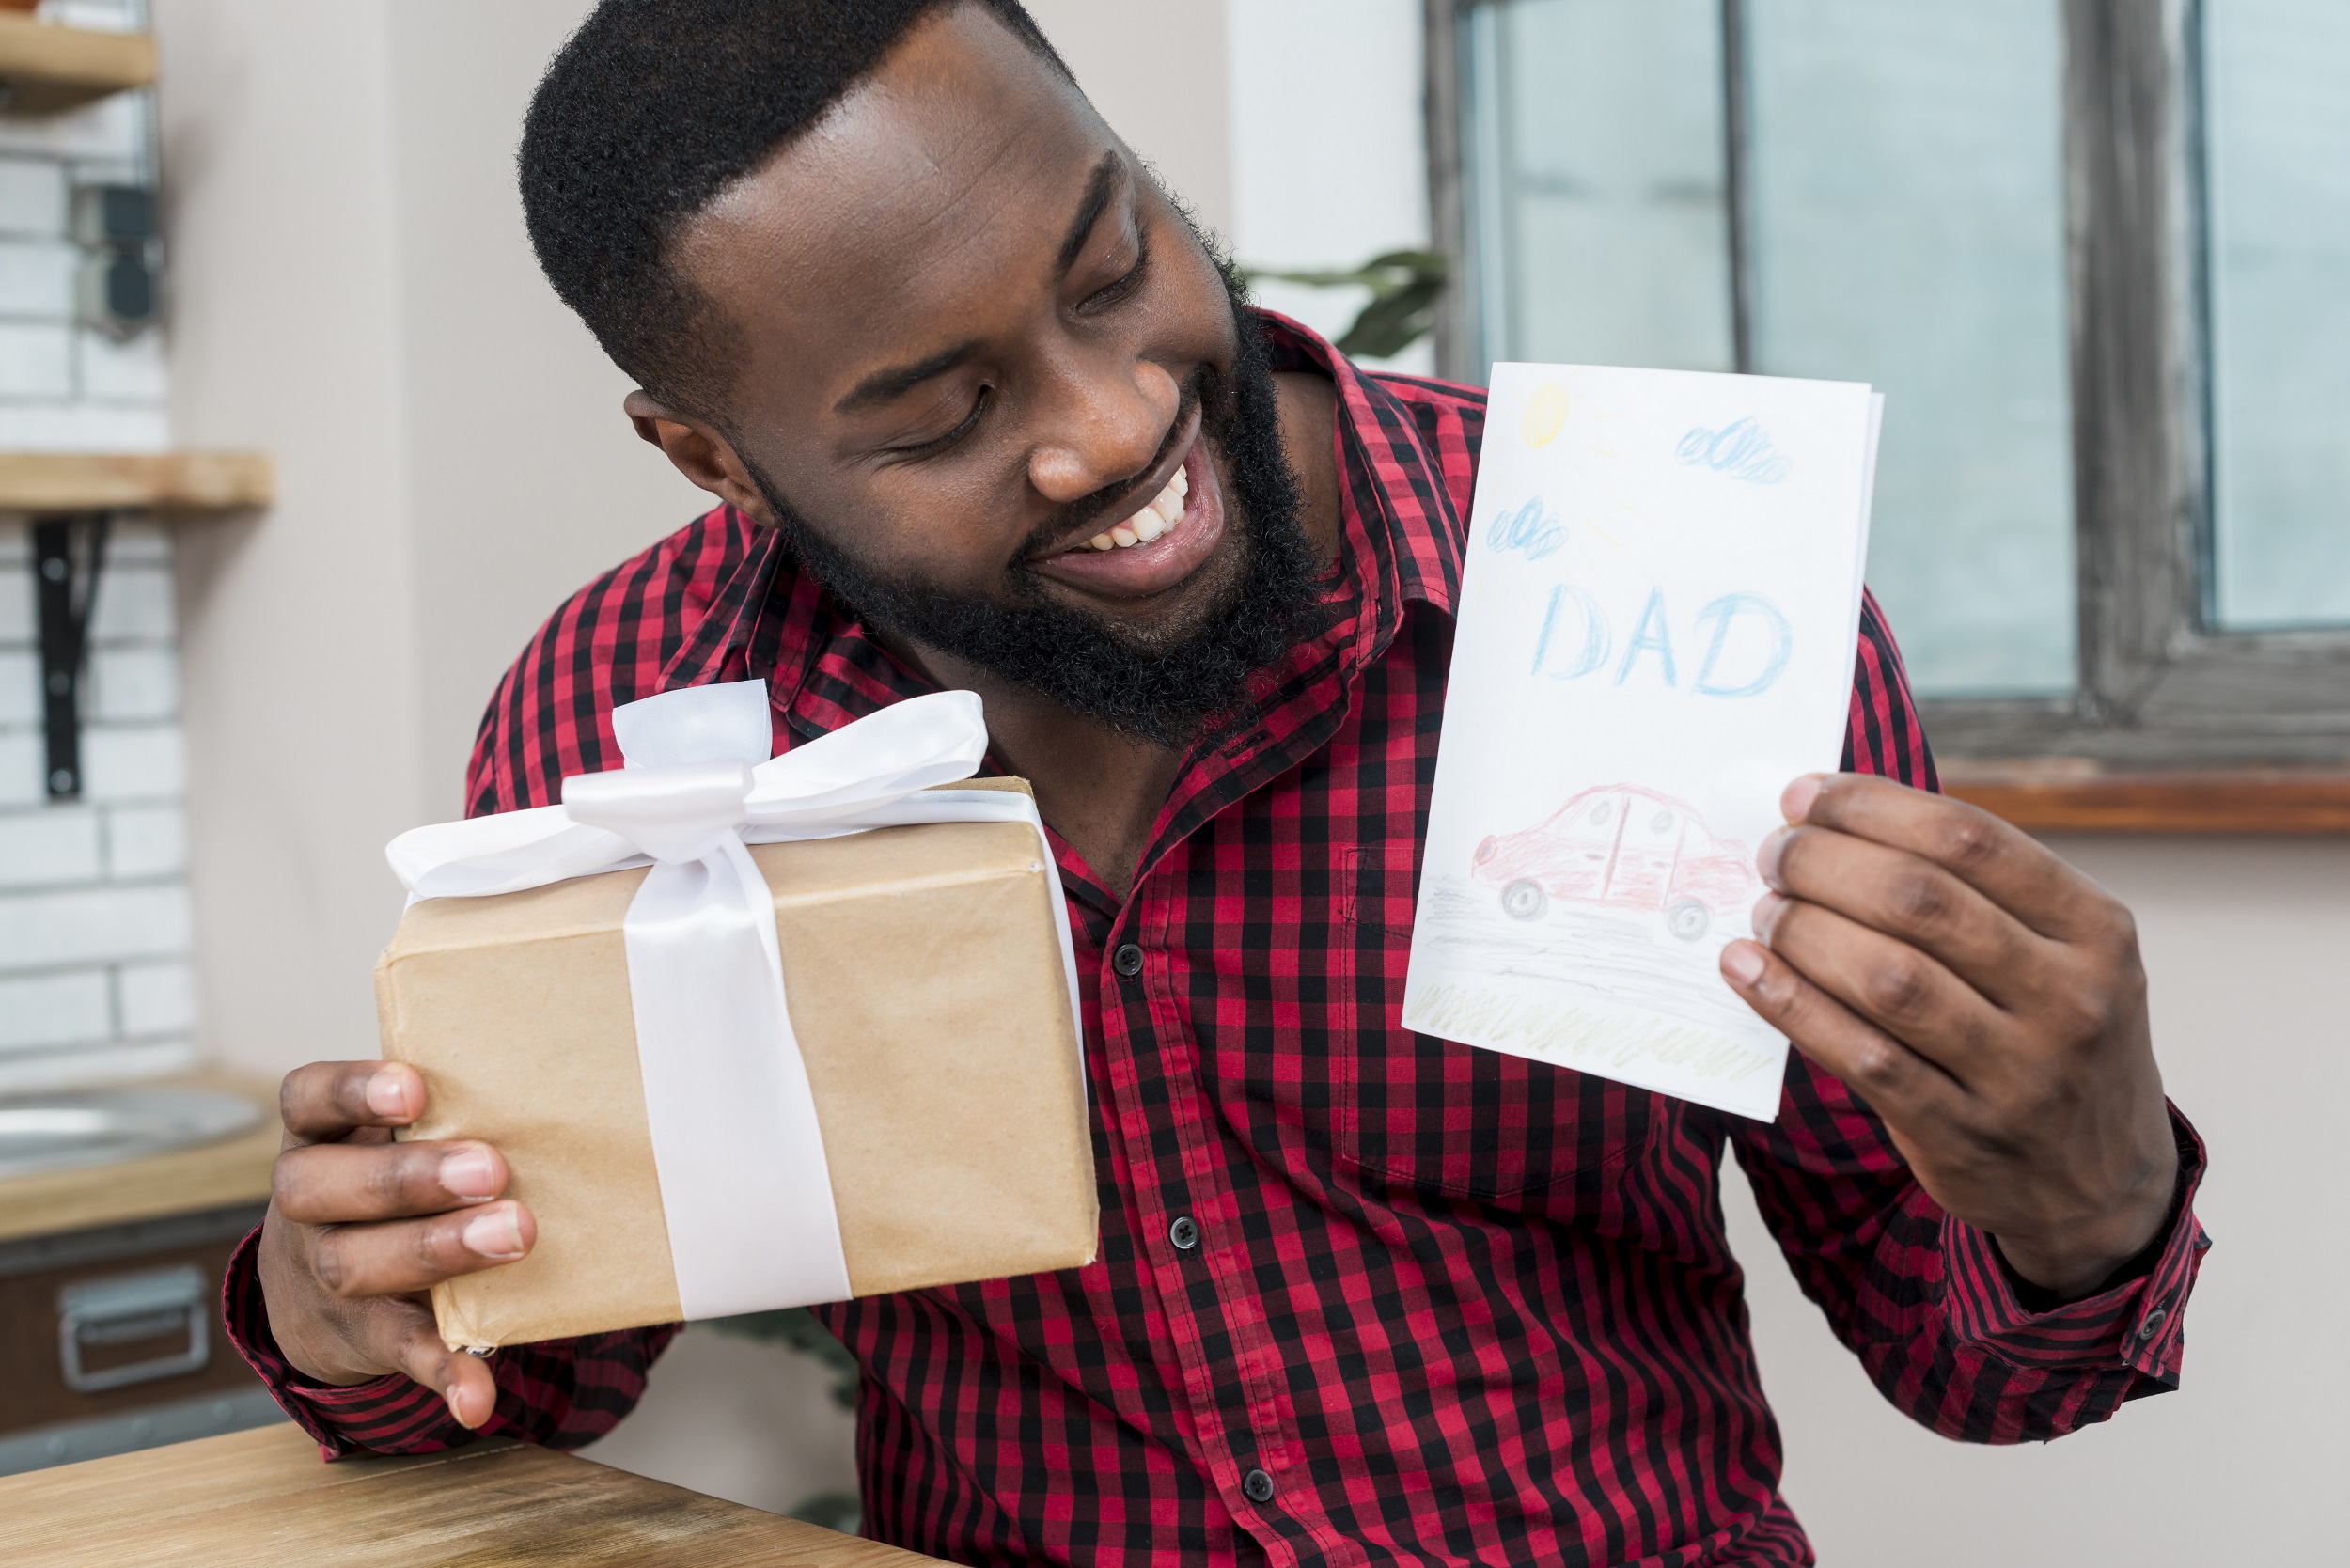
[1329,847,1661,1202]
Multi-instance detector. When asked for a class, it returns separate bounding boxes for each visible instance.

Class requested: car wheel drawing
[1666,900,1710,942]
[1500,879,1548,921]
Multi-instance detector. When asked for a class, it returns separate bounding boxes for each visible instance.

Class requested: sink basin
[0,1086,266,1180]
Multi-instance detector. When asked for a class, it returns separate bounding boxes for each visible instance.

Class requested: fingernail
[1757,829,1789,888]
[1751,891,1787,941]
[462,1205,525,1260]
[440,1149,497,1202]
[1722,941,1765,986]
[446,1377,485,1428]
[365,1070,410,1120]
[1782,775,1825,823]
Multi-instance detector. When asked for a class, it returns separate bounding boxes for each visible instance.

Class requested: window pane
[1746,0,2075,697]
[2205,0,2350,630]
[1464,0,1732,374]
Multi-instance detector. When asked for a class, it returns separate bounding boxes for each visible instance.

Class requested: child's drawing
[1676,416,1790,483]
[1403,363,1881,1121]
[1489,495,1568,560]
[1473,784,1756,942]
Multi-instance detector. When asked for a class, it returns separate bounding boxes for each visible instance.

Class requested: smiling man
[225,4,2209,1564]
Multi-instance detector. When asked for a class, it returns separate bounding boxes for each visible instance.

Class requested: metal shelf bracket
[32,512,111,801]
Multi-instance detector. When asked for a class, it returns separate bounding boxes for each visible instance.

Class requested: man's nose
[1026,355,1182,505]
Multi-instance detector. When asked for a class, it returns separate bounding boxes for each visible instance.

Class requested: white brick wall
[0,0,165,455]
[0,521,195,1090]
[0,0,190,1092]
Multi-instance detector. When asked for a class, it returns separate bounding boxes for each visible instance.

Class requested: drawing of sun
[1523,383,1570,448]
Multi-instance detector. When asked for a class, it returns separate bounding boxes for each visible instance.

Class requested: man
[226,3,2207,1563]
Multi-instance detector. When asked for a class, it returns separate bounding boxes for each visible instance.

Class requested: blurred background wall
[108,0,2349,1558]
[0,0,193,1096]
[155,0,710,1086]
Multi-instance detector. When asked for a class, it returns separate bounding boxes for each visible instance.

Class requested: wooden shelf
[1941,760,2350,835]
[0,450,274,513]
[0,14,153,115]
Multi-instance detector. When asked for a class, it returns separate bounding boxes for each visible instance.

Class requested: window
[2203,0,2350,632]
[1428,0,2350,765]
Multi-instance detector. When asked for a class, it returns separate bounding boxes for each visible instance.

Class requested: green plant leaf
[1241,248,1450,361]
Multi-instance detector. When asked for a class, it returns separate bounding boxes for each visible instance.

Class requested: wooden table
[0,1422,943,1566]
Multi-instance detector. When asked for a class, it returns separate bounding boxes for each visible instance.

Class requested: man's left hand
[1720,773,2178,1301]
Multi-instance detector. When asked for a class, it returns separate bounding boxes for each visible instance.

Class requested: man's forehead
[673,5,1114,378]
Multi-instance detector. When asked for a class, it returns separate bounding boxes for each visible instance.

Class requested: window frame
[1424,0,2350,776]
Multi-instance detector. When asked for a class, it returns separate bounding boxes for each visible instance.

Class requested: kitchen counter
[0,1421,943,1566]
[0,1073,279,1247]
[0,1074,286,1471]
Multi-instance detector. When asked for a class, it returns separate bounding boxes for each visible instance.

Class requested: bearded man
[227,4,2208,1563]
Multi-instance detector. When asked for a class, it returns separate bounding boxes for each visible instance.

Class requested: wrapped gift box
[375,792,1097,1352]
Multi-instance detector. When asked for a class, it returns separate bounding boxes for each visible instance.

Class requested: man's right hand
[256,1061,537,1428]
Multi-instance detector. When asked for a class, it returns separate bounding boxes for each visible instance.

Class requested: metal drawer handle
[57,1263,210,1394]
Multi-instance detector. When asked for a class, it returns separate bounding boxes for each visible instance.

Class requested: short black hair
[520,0,1068,416]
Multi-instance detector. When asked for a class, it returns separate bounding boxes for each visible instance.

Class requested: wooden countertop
[0,1073,279,1245]
[0,1422,942,1567]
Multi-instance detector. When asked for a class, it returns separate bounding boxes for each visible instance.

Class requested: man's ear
[623,390,778,526]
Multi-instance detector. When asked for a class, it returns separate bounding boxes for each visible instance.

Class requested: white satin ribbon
[385,682,1082,1321]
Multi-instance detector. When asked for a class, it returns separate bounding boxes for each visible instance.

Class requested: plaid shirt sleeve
[1727,594,2213,1443]
[218,1224,679,1459]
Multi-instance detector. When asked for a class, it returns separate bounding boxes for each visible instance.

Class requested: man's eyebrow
[836,339,983,416]
[1055,152,1125,280]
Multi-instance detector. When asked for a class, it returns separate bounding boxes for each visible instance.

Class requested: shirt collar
[1259,309,1465,635]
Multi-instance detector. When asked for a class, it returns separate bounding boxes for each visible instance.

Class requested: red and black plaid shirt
[226,316,2208,1567]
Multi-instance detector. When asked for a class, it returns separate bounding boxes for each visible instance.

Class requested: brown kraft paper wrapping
[374,797,1098,1351]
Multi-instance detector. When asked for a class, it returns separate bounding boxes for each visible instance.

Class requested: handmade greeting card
[1402,364,1881,1120]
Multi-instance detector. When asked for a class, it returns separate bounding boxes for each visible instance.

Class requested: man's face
[662,4,1314,741]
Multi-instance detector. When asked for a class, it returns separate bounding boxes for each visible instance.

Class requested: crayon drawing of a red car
[1471,784,1757,941]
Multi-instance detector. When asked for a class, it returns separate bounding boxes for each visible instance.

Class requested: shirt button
[1112,943,1145,978]
[1168,1215,1199,1251]
[2138,1308,2168,1341]
[1242,1467,1275,1504]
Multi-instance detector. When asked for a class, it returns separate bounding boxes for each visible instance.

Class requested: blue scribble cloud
[1489,495,1567,559]
[1676,418,1790,485]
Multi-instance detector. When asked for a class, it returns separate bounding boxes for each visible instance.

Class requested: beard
[744,271,1322,747]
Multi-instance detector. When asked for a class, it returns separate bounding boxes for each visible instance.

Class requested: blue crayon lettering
[1614,588,1677,686]
[1532,584,1610,679]
[1692,593,1794,698]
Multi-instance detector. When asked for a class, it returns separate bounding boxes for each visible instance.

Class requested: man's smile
[1026,419,1229,602]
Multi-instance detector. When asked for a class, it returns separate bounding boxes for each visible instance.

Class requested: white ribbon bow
[385,681,1080,1320]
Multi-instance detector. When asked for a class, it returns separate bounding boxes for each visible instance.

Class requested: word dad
[1530,584,1792,698]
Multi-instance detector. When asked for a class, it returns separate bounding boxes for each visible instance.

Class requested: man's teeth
[1081,465,1190,551]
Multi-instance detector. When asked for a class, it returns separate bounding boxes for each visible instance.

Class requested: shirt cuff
[219,1223,476,1460]
[1938,1102,2210,1383]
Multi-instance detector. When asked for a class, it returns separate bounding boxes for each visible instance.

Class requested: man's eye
[1081,237,1151,313]
[894,387,992,459]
